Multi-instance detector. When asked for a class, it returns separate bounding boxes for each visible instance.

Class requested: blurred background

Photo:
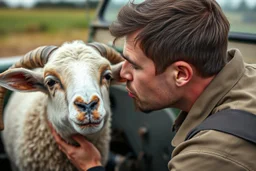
[0,0,255,57]
[0,0,99,57]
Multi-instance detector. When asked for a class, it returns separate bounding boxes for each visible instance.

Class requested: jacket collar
[172,49,245,146]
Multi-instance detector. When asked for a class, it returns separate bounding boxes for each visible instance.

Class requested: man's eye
[131,64,139,70]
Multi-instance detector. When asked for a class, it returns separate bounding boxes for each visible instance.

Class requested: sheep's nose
[74,97,99,113]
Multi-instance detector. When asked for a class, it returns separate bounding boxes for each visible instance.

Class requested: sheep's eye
[45,76,59,88]
[46,79,56,87]
[103,71,112,81]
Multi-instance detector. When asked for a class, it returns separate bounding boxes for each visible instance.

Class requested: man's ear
[0,68,47,93]
[173,61,193,87]
[111,62,126,84]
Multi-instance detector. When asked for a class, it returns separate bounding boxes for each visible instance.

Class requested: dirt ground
[0,29,89,57]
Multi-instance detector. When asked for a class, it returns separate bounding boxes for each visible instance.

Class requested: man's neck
[181,75,215,112]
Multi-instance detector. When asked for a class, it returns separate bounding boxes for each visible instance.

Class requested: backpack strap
[185,109,256,144]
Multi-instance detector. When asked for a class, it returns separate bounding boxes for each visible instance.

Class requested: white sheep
[0,41,124,171]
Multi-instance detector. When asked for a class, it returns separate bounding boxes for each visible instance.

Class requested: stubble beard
[133,96,178,114]
[133,98,154,114]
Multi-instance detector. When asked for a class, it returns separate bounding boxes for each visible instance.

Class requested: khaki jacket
[168,49,256,171]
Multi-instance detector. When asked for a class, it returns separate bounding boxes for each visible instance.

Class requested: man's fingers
[48,122,61,143]
[48,122,76,153]
[47,121,54,133]
[72,134,90,147]
[71,134,97,151]
[56,134,76,153]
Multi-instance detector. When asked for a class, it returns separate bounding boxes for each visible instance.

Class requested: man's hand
[48,123,102,171]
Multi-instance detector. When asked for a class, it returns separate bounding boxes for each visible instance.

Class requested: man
[51,0,256,170]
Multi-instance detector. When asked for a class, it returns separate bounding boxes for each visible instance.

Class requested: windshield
[103,0,144,22]
[103,0,256,35]
[217,0,256,34]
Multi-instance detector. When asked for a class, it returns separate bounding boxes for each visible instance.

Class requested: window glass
[103,0,144,22]
[217,0,256,34]
[104,0,256,35]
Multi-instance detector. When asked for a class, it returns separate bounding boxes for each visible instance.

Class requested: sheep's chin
[72,120,104,135]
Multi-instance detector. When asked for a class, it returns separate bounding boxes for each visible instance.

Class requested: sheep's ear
[111,62,126,84]
[0,68,47,93]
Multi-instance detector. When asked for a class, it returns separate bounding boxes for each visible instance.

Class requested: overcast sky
[1,0,256,8]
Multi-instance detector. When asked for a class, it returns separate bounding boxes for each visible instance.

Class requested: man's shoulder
[176,130,246,153]
[169,130,256,171]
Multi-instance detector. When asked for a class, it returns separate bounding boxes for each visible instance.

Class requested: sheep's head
[0,41,124,139]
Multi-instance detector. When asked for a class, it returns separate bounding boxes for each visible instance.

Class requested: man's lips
[128,92,136,98]
[126,88,136,98]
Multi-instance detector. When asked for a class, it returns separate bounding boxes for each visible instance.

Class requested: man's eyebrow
[121,54,139,67]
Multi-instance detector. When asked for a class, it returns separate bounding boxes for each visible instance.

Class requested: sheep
[0,40,124,171]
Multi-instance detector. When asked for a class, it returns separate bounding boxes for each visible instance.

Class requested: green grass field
[0,8,96,56]
[225,11,256,34]
[0,8,95,36]
[0,8,255,57]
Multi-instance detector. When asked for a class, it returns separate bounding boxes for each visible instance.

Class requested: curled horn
[0,46,58,130]
[86,42,124,64]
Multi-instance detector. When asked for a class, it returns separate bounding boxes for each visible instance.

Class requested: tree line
[223,0,256,12]
[0,1,99,9]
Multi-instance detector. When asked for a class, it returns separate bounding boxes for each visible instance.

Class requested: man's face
[120,32,179,113]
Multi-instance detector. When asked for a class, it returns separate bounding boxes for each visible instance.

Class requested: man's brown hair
[109,0,230,77]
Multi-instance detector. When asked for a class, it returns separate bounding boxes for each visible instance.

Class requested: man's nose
[120,61,133,81]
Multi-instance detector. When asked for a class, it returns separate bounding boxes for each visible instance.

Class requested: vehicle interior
[0,0,255,171]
